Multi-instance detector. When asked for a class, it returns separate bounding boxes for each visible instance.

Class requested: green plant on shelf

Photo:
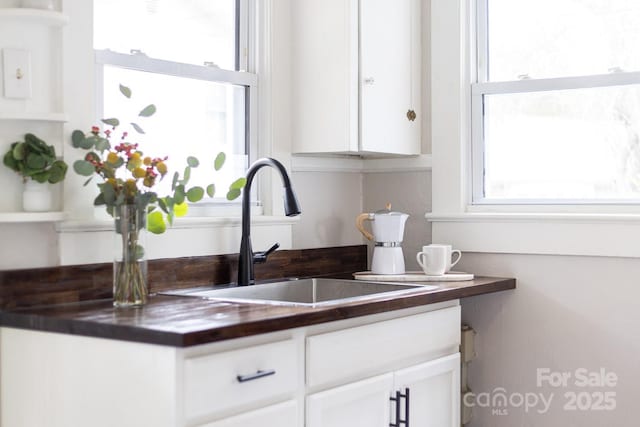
[2,133,68,184]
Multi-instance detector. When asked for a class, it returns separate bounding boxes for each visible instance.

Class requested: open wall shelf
[0,212,65,223]
[0,112,68,122]
[0,8,69,26]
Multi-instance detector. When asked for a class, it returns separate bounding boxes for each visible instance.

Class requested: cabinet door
[307,373,394,427]
[197,400,298,427]
[394,353,460,427]
[360,0,420,155]
[291,0,359,154]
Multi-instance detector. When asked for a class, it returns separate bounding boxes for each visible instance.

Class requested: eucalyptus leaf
[130,122,145,134]
[227,188,242,200]
[230,177,247,190]
[138,104,156,117]
[94,137,111,152]
[71,130,85,148]
[119,84,132,99]
[187,156,199,167]
[186,186,204,203]
[136,192,155,210]
[214,152,226,171]
[182,166,191,185]
[164,196,174,209]
[73,160,95,176]
[206,183,215,198]
[101,118,120,127]
[94,192,106,205]
[135,244,145,260]
[171,172,179,190]
[79,135,95,149]
[158,197,169,214]
[99,182,116,204]
[174,185,185,205]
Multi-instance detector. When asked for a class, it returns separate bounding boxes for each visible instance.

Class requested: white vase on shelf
[22,180,53,212]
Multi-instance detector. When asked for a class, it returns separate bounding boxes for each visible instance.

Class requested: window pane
[103,66,247,200]
[94,0,237,70]
[487,0,640,81]
[483,84,640,200]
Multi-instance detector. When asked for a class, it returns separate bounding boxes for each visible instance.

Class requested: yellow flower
[106,152,119,164]
[143,176,155,188]
[132,167,146,178]
[143,156,152,166]
[129,152,142,168]
[124,179,137,196]
[156,161,167,175]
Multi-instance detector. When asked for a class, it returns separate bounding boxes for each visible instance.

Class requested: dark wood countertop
[0,276,515,347]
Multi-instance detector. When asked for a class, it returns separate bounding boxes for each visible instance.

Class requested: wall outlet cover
[3,49,33,99]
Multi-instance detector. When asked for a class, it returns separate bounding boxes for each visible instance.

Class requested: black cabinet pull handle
[404,388,410,427]
[236,369,276,383]
[389,388,410,427]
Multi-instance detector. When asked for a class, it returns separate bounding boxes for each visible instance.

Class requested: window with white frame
[472,0,640,204]
[93,0,255,206]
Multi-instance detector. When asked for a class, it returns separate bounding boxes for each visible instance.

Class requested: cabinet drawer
[196,399,299,427]
[184,339,299,422]
[306,306,460,389]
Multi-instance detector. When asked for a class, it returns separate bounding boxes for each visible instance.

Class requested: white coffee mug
[416,245,448,276]
[436,244,462,272]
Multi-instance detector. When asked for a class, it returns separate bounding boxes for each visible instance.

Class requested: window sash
[472,0,640,205]
[93,0,257,207]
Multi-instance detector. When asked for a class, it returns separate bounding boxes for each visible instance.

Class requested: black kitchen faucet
[237,158,301,286]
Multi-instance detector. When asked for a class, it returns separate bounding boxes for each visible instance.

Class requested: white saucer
[353,271,474,282]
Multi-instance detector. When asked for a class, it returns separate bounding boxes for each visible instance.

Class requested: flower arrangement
[71,84,244,306]
[71,84,244,233]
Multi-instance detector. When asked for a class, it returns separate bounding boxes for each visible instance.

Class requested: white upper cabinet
[292,0,421,156]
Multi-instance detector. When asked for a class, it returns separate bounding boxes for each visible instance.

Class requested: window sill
[426,212,640,258]
[56,215,299,233]
[56,215,300,266]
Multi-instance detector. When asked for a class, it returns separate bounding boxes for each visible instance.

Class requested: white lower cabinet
[306,354,460,427]
[395,354,461,427]
[0,301,460,427]
[305,305,461,427]
[307,373,394,427]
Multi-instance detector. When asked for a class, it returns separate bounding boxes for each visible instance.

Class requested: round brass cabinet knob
[406,109,417,121]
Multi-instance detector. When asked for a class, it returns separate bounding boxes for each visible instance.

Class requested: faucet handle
[253,242,280,264]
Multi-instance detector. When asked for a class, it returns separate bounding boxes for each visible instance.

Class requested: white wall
[458,253,638,426]
[291,171,363,249]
